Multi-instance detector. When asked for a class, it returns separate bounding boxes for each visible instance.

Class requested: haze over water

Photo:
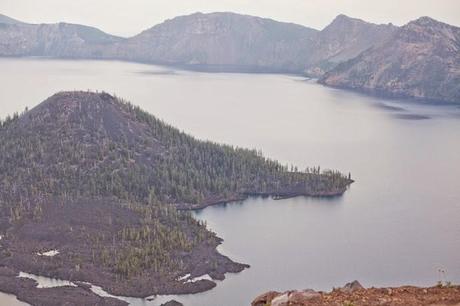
[0,58,459,306]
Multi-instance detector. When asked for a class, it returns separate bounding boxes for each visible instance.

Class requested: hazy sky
[1,0,459,37]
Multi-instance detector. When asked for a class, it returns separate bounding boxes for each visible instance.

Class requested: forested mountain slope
[0,91,352,298]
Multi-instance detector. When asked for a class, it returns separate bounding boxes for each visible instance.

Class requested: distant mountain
[320,17,460,103]
[0,19,122,57]
[304,14,397,76]
[0,13,24,25]
[0,12,396,74]
[113,12,396,74]
[111,12,318,73]
[0,12,458,103]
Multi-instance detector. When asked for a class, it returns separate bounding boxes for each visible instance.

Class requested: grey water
[0,58,459,306]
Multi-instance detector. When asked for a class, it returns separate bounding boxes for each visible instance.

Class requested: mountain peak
[0,13,24,25]
[328,14,365,26]
[334,14,354,21]
[15,91,129,137]
[406,16,458,30]
[410,16,440,26]
[33,91,116,113]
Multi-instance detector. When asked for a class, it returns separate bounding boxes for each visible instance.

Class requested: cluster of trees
[0,92,351,217]
[0,107,28,130]
[94,199,212,278]
[0,113,18,129]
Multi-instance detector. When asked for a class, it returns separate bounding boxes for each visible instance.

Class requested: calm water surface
[0,58,459,306]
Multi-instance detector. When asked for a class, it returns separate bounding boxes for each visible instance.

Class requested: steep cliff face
[113,13,396,74]
[0,12,395,74]
[112,12,318,73]
[0,20,122,57]
[320,17,460,103]
[305,14,397,76]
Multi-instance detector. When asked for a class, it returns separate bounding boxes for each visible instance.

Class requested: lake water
[0,58,459,306]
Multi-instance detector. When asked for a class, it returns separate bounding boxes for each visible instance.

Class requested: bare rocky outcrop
[0,17,122,58]
[160,300,183,306]
[304,15,397,77]
[252,281,460,306]
[320,17,460,103]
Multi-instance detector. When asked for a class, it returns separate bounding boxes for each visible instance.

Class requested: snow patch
[37,249,59,256]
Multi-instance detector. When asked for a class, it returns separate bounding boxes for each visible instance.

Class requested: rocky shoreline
[175,185,352,210]
[0,266,127,306]
[0,198,249,299]
[252,281,460,306]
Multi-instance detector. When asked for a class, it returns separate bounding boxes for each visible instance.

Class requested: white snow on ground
[37,249,59,256]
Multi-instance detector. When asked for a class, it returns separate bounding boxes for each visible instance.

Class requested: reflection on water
[0,58,459,306]
[393,113,431,120]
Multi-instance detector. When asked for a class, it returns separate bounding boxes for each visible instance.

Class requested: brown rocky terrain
[252,281,460,306]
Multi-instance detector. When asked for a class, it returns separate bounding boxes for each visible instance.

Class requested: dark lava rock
[160,300,183,306]
[0,274,127,306]
[73,281,92,291]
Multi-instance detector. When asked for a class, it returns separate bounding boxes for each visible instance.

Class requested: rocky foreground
[252,281,460,306]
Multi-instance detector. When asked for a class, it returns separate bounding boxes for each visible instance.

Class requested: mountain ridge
[0,12,458,103]
[319,16,460,103]
[0,13,24,25]
[0,11,396,73]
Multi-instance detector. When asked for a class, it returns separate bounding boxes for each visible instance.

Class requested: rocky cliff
[0,18,122,57]
[319,17,460,103]
[111,12,318,73]
[112,13,396,74]
[305,14,397,76]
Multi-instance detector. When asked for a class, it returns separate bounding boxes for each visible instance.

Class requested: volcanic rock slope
[320,17,460,103]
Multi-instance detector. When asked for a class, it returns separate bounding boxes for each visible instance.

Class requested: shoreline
[0,189,355,305]
[2,56,458,105]
[175,185,353,211]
